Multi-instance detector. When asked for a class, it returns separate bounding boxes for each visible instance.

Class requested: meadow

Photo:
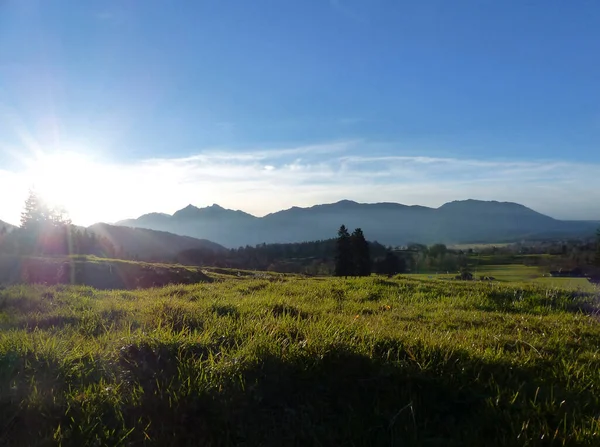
[409,263,599,292]
[1,274,599,446]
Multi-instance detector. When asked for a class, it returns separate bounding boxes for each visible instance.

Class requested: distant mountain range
[115,199,599,248]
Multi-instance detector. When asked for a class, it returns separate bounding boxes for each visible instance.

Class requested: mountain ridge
[0,220,16,232]
[114,199,597,248]
[122,199,545,221]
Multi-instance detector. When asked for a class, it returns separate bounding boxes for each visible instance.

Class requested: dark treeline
[177,234,409,276]
[176,231,600,277]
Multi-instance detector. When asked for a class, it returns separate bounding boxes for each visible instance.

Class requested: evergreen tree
[351,228,371,276]
[335,225,353,277]
[18,190,73,255]
[20,190,49,231]
[374,250,405,277]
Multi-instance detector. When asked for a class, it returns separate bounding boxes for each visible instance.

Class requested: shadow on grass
[2,344,594,446]
[126,347,597,446]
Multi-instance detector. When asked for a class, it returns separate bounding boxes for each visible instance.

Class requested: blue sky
[1,0,599,225]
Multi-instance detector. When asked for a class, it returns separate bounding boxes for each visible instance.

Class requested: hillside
[0,219,16,232]
[116,199,597,248]
[88,223,226,261]
[0,254,212,289]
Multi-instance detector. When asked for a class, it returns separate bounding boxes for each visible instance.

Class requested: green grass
[411,263,600,295]
[408,265,537,281]
[1,276,599,446]
[471,264,544,281]
[533,277,598,292]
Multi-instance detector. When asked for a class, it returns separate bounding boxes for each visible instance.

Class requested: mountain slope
[0,220,16,232]
[117,204,258,248]
[115,200,597,248]
[88,223,226,261]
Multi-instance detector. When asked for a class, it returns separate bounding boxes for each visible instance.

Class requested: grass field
[1,275,599,446]
[533,277,599,292]
[409,264,542,282]
[410,263,599,292]
[471,264,546,281]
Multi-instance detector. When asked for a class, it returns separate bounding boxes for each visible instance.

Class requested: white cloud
[1,141,600,226]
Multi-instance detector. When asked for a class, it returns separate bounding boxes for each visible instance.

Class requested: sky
[1,0,599,226]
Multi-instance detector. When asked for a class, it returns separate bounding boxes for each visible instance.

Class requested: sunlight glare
[25,151,98,221]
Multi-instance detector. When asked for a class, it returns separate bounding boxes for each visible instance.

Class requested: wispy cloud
[178,140,355,163]
[1,141,600,226]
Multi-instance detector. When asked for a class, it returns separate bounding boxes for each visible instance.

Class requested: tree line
[177,235,407,276]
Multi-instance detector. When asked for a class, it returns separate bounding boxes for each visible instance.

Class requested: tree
[407,243,427,251]
[335,225,353,277]
[428,243,448,259]
[351,228,371,276]
[20,190,70,230]
[20,190,49,231]
[18,190,73,255]
[374,250,406,277]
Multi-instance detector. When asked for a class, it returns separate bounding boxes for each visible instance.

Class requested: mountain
[0,220,16,233]
[117,204,258,249]
[88,223,227,261]
[115,200,598,248]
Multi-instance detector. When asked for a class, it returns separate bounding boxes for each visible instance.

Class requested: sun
[25,151,97,221]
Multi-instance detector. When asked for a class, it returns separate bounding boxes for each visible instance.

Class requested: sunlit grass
[1,276,599,445]
[407,263,568,283]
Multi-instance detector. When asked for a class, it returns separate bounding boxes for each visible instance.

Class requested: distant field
[410,264,600,294]
[533,277,599,292]
[409,264,599,289]
[1,275,599,445]
[408,264,541,281]
[449,242,512,250]
[471,264,543,281]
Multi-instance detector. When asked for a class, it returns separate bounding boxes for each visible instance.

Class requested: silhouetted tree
[14,191,117,257]
[374,250,406,277]
[335,225,353,277]
[20,190,49,231]
[351,228,371,276]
